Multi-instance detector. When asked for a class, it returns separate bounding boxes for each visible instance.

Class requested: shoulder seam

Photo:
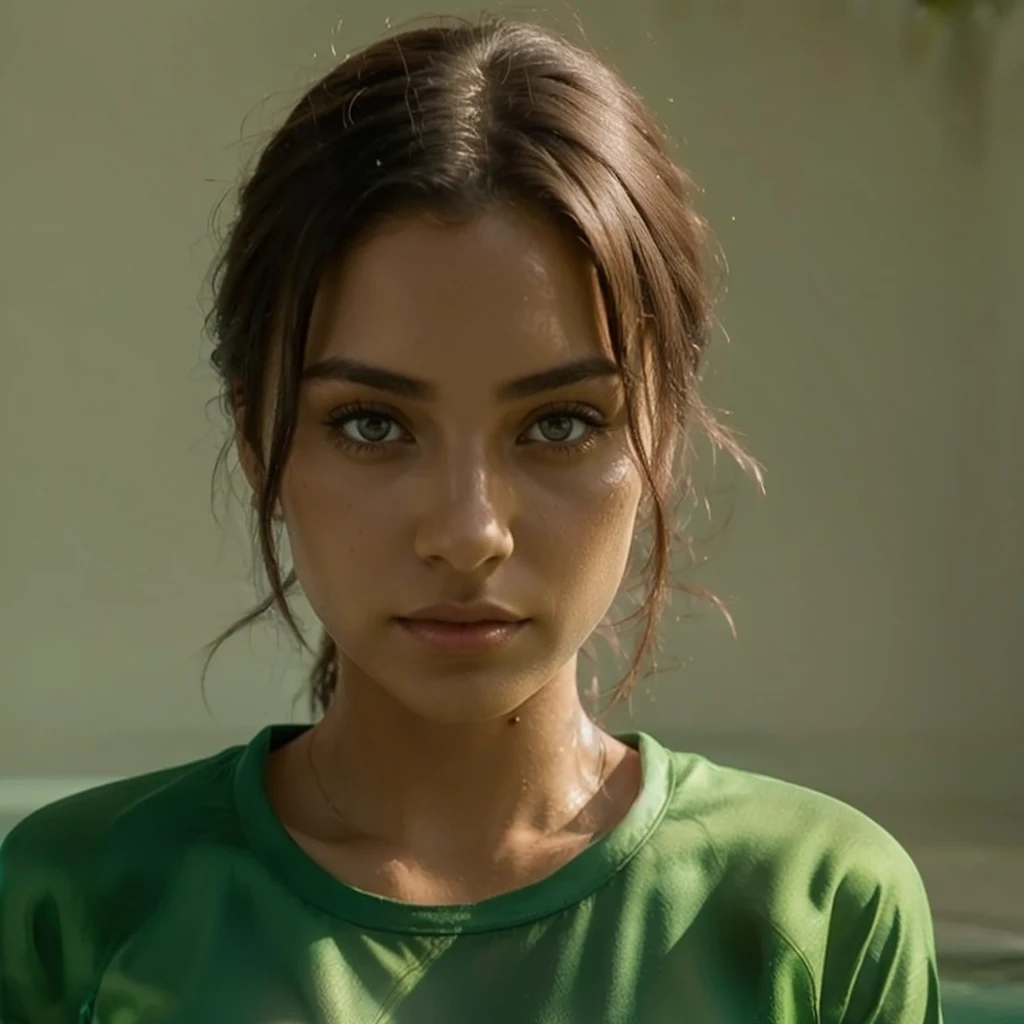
[687,772,824,1024]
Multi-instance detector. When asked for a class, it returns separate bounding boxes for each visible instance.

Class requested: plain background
[1,0,1022,950]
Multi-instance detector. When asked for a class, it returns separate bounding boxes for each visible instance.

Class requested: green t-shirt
[0,725,942,1023]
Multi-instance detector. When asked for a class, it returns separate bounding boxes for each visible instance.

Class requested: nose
[412,448,515,572]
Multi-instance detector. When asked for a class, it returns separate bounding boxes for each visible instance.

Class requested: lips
[395,617,529,655]
[399,601,526,624]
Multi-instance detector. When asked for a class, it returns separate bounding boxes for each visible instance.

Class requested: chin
[385,673,537,726]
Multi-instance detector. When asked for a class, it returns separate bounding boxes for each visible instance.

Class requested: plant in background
[901,0,1019,157]
[914,0,1015,17]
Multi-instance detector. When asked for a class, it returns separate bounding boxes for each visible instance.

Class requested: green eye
[323,402,609,457]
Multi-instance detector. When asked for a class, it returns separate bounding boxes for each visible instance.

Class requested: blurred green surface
[942,981,1024,1022]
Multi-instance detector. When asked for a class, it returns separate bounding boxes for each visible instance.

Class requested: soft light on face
[244,205,649,723]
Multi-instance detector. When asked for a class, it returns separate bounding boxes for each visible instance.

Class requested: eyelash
[323,401,610,458]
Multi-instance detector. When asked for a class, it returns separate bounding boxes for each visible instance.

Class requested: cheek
[277,450,386,605]
[541,452,643,580]
[583,449,644,532]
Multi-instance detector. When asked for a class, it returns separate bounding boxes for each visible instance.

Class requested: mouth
[393,617,530,656]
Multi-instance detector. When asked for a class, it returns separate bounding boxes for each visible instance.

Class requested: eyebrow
[300,354,621,401]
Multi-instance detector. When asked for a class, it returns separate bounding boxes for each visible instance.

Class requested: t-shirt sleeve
[819,835,944,1024]
[0,817,101,1024]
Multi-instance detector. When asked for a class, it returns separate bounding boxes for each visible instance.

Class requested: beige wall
[1,2,1021,821]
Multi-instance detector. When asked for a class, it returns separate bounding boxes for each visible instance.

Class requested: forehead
[305,206,615,378]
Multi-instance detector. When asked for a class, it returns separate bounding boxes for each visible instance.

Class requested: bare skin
[238,205,652,904]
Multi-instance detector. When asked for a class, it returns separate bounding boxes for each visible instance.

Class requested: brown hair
[201,14,763,721]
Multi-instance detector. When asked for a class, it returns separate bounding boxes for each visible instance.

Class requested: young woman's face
[243,205,649,724]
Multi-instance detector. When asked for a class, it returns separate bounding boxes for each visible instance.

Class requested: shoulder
[1,743,243,877]
[667,750,926,897]
[0,745,245,1023]
[660,748,942,1022]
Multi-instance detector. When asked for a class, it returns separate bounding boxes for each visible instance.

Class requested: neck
[305,656,610,859]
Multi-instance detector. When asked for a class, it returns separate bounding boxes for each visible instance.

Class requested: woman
[0,15,942,1024]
